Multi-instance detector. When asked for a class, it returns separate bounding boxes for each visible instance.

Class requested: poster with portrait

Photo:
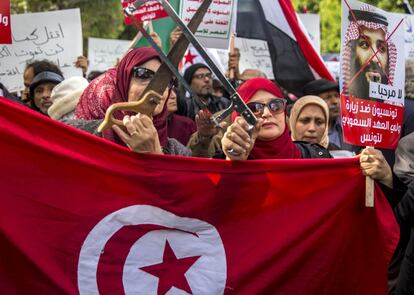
[340,0,405,149]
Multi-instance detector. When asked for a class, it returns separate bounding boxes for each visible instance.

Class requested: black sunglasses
[247,98,287,116]
[133,66,177,89]
[133,67,155,80]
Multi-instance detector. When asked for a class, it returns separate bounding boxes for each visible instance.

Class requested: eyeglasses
[133,66,177,89]
[133,67,155,81]
[193,72,213,80]
[246,98,287,116]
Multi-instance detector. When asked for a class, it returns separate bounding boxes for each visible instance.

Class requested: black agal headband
[348,10,388,26]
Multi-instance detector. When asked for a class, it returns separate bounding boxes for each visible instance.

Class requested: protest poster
[0,9,82,93]
[340,0,405,148]
[298,13,320,54]
[121,0,169,25]
[0,0,11,44]
[404,14,414,60]
[181,37,274,80]
[180,0,237,49]
[88,37,131,72]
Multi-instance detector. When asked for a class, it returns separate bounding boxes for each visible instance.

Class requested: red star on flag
[184,49,198,65]
[140,240,201,294]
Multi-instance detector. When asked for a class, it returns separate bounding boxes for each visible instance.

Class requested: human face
[33,82,57,114]
[318,90,340,121]
[128,58,170,115]
[355,26,388,83]
[295,104,326,145]
[248,90,286,141]
[190,68,213,98]
[22,67,34,102]
[166,88,177,113]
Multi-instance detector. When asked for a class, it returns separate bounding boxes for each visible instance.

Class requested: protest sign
[298,13,320,54]
[121,0,169,25]
[340,0,405,148]
[181,37,274,80]
[88,37,131,72]
[180,0,237,49]
[0,0,11,44]
[404,14,414,59]
[0,9,82,93]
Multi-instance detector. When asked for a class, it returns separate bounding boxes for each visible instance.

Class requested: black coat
[395,182,414,295]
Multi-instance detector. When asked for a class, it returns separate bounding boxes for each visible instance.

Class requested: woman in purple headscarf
[75,47,190,156]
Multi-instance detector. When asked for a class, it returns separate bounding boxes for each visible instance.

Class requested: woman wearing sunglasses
[221,78,331,160]
[75,47,190,156]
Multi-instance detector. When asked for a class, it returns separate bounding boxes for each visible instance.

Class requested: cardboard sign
[0,0,11,44]
[121,0,168,25]
[88,37,131,72]
[179,0,237,49]
[0,9,83,93]
[298,13,320,54]
[340,0,405,148]
[181,37,274,80]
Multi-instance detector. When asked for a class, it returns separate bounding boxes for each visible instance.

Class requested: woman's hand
[222,117,263,160]
[359,147,393,188]
[112,114,163,155]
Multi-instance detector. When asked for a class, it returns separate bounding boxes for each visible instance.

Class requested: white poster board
[88,37,131,72]
[0,9,82,93]
[298,13,320,54]
[179,0,237,49]
[181,37,274,80]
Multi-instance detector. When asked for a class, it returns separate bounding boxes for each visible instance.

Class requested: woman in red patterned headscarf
[222,78,330,160]
[75,47,190,156]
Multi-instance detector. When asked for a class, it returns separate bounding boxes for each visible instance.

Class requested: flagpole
[365,146,374,207]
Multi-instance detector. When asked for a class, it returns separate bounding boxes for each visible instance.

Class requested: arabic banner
[0,9,82,93]
[121,0,169,24]
[180,0,237,49]
[88,37,131,72]
[340,0,405,148]
[0,0,11,44]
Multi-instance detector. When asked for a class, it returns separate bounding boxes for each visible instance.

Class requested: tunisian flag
[0,98,398,294]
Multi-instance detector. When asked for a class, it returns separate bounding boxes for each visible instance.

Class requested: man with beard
[181,63,230,120]
[342,7,397,101]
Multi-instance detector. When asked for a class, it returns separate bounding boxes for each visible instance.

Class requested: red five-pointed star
[140,240,201,294]
[184,49,198,65]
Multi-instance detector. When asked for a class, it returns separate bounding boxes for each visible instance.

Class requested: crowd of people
[1,17,414,294]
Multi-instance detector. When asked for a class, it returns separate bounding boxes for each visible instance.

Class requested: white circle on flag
[77,205,227,294]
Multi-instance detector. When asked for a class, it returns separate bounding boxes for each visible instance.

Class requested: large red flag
[0,98,398,294]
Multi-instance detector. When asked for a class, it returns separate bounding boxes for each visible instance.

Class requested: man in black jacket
[181,63,230,120]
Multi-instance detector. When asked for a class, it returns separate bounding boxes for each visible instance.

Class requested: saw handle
[97,90,163,133]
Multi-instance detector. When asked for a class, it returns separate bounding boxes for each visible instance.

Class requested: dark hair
[87,71,104,82]
[25,60,63,77]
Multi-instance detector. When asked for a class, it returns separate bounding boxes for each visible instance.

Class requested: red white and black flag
[0,98,398,294]
[236,0,334,94]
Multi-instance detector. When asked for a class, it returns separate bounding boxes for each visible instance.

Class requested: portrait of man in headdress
[342,6,397,100]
